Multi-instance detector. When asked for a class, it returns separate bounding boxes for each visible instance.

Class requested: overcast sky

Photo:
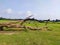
[0,0,60,20]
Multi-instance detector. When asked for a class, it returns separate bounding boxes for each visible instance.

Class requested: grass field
[0,20,60,45]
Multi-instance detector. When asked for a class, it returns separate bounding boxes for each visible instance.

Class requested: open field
[0,20,60,45]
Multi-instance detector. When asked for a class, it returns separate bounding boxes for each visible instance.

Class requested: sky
[0,0,60,20]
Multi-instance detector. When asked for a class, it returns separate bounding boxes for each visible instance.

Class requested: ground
[0,20,60,45]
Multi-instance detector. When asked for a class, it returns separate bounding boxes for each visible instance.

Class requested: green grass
[23,20,45,27]
[0,31,60,45]
[0,20,60,45]
[0,20,11,23]
[0,20,18,23]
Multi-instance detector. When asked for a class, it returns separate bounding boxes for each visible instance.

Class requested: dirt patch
[0,31,17,35]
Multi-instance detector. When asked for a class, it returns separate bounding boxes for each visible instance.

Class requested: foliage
[0,20,60,45]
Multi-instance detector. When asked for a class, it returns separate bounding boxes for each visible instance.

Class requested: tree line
[0,17,60,22]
